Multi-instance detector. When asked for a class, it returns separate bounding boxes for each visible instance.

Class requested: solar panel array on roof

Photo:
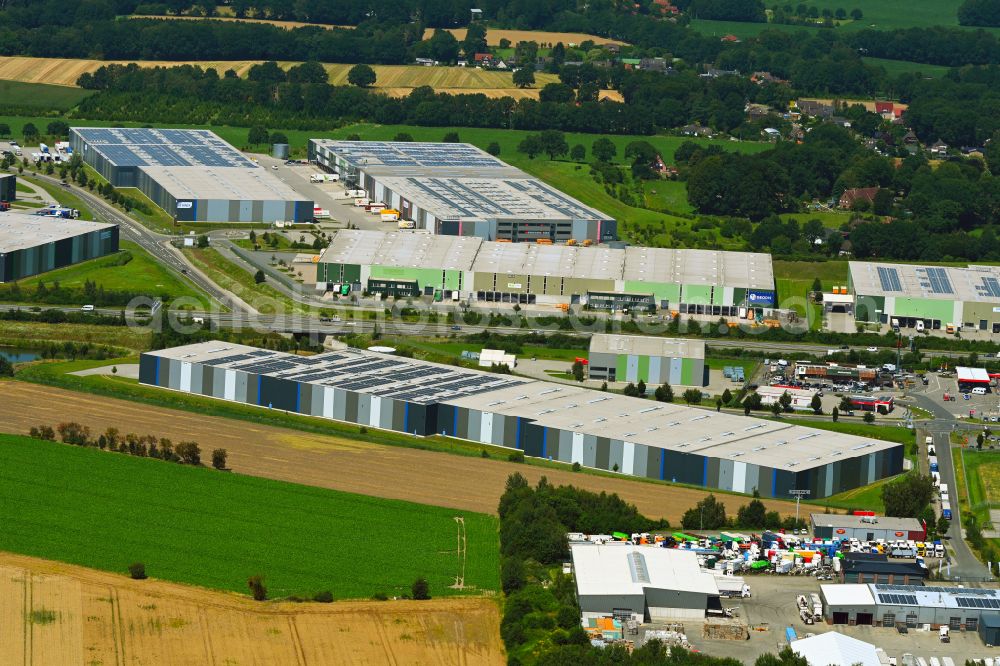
[877,266,902,292]
[956,597,1000,608]
[318,141,506,170]
[982,277,1000,298]
[922,267,954,294]
[877,593,918,605]
[75,127,258,169]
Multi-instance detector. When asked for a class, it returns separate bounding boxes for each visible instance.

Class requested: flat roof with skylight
[589,334,706,359]
[850,261,1000,303]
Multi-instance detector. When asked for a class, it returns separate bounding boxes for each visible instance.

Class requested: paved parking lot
[694,575,1000,663]
[919,372,1000,421]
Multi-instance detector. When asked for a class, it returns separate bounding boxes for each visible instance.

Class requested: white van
[80,304,95,312]
[973,386,988,395]
[916,320,925,332]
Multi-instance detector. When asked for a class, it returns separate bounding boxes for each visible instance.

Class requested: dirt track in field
[0,550,503,666]
[0,381,801,521]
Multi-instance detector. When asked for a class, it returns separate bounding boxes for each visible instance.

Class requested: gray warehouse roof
[809,513,923,532]
[571,543,719,597]
[72,127,257,168]
[623,246,774,290]
[147,341,902,473]
[311,141,611,223]
[0,211,116,252]
[589,334,705,359]
[321,230,776,290]
[73,127,306,203]
[140,165,307,202]
[850,261,1000,303]
[318,229,482,271]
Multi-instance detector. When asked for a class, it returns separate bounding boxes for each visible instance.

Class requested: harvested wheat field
[0,57,620,100]
[425,28,629,46]
[0,551,503,666]
[129,14,353,29]
[0,381,801,522]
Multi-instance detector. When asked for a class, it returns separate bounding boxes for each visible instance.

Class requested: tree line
[28,422,226,469]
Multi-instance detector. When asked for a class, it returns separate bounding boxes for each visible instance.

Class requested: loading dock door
[856,613,874,626]
[832,612,849,625]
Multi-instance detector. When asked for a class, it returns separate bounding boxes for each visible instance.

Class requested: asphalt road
[909,385,993,580]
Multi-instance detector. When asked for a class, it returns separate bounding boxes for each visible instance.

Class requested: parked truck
[810,593,822,621]
[939,626,950,643]
[941,501,952,520]
[929,456,939,472]
[715,576,751,598]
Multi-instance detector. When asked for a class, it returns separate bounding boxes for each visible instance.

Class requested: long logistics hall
[849,261,1000,333]
[308,140,616,243]
[0,210,119,282]
[139,341,904,499]
[317,229,775,312]
[71,128,313,223]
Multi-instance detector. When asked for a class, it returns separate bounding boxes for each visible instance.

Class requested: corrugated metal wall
[138,353,905,499]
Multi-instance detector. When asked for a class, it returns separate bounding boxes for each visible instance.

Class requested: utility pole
[790,489,811,526]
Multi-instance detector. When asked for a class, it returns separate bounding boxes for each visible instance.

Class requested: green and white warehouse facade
[318,230,775,312]
[850,261,1000,333]
[139,341,903,499]
[0,211,119,283]
[588,334,706,386]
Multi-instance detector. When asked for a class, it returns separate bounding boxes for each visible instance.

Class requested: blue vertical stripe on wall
[404,403,410,433]
[295,383,301,412]
[516,417,523,449]
[541,428,548,458]
[702,458,708,486]
[154,357,160,384]
[191,199,198,221]
[659,450,666,480]
[452,407,458,436]
[257,375,263,405]
[771,469,778,497]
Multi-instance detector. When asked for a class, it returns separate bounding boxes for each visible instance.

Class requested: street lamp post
[790,489,811,526]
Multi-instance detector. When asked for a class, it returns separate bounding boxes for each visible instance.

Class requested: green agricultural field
[0,433,499,599]
[863,57,951,78]
[780,211,852,230]
[692,0,1000,37]
[0,80,94,111]
[15,240,214,309]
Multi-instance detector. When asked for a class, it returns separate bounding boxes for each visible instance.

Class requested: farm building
[849,261,1000,334]
[810,514,925,542]
[821,583,1000,631]
[0,210,118,282]
[71,128,312,223]
[570,544,721,623]
[587,334,706,386]
[307,140,616,243]
[139,341,904,499]
[0,173,15,202]
[317,229,776,312]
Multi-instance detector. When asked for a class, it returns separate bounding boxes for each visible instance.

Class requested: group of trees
[958,0,1000,27]
[28,423,225,468]
[680,491,806,531]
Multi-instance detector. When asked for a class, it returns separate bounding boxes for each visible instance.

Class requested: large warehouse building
[139,341,904,498]
[849,261,1000,333]
[821,583,1000,632]
[71,128,312,223]
[810,513,925,541]
[587,334,706,386]
[308,140,616,243]
[571,544,721,622]
[317,229,776,311]
[0,211,118,282]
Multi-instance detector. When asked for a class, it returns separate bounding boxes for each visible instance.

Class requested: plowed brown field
[0,381,800,521]
[0,551,503,666]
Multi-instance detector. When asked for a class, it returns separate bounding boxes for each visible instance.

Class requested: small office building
[756,386,818,410]
[571,544,720,623]
[811,514,926,542]
[587,334,706,386]
[0,211,119,282]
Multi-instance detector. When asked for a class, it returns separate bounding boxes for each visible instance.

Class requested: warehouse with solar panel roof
[308,140,616,243]
[849,261,1000,334]
[71,128,313,223]
[139,340,903,499]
